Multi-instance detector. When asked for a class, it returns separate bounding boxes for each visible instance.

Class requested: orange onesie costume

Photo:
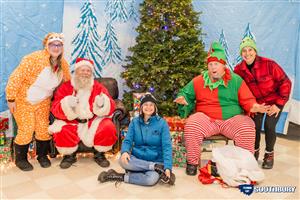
[6,32,71,171]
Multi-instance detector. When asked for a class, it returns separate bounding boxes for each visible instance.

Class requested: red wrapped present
[0,117,9,132]
[164,116,186,131]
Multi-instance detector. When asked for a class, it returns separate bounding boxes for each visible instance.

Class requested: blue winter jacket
[121,115,173,170]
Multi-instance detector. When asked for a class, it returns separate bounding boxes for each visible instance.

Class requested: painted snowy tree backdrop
[71,0,104,77]
[234,23,256,65]
[105,0,128,22]
[102,0,131,65]
[127,0,139,22]
[102,20,122,64]
[219,29,233,70]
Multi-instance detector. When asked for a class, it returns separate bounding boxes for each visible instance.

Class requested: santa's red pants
[53,118,117,155]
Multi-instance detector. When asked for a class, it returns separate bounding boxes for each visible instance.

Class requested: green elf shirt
[177,68,257,120]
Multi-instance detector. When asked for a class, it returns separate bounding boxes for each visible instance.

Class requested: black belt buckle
[76,118,88,123]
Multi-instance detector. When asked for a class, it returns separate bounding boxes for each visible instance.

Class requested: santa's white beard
[74,75,93,90]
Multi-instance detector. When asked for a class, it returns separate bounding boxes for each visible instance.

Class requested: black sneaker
[186,163,198,176]
[154,164,176,185]
[60,154,77,169]
[98,169,124,183]
[262,152,274,169]
[94,152,110,168]
[160,172,176,185]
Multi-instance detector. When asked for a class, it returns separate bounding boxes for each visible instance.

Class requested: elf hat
[207,42,226,65]
[239,37,257,55]
[74,58,94,71]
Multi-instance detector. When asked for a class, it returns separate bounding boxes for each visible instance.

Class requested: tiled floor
[1,135,299,200]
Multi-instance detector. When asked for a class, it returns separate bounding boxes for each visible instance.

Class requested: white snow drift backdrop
[0,0,299,134]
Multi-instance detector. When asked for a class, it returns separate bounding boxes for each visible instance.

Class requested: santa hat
[239,37,257,55]
[74,58,94,71]
[206,42,226,65]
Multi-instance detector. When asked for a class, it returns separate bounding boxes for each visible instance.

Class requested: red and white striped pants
[184,112,255,165]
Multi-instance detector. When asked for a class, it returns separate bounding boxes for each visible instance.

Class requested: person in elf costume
[6,32,71,171]
[48,58,117,169]
[174,41,269,176]
[234,37,291,169]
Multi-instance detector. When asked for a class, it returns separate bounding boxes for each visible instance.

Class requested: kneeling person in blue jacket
[98,93,175,186]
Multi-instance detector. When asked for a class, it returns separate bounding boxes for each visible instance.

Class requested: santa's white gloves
[95,93,105,108]
[67,96,79,108]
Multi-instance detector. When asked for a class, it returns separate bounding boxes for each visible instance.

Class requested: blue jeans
[119,155,160,186]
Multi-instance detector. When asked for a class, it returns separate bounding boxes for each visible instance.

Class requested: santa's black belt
[76,118,88,123]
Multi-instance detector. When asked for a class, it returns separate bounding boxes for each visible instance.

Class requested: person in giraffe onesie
[6,32,71,171]
[48,58,117,169]
[174,42,269,176]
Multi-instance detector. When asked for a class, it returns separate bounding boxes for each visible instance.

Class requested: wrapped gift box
[171,131,186,167]
[132,93,146,118]
[172,144,187,168]
[0,117,9,132]
[0,137,13,164]
[170,130,184,146]
[164,116,186,131]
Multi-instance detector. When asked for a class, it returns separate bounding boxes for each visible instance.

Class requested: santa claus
[49,58,117,169]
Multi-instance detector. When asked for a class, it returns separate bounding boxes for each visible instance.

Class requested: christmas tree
[234,23,256,65]
[121,0,206,116]
[71,0,104,77]
[219,29,233,71]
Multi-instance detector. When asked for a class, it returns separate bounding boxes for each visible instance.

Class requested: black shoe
[98,169,124,183]
[16,160,34,171]
[14,143,33,171]
[94,152,110,168]
[254,149,259,161]
[154,164,176,185]
[60,154,77,169]
[262,152,274,169]
[36,140,52,168]
[186,163,198,176]
[37,156,51,168]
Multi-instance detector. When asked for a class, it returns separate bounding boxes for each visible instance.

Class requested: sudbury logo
[239,184,254,196]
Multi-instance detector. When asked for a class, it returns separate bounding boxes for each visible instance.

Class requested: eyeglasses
[49,43,63,49]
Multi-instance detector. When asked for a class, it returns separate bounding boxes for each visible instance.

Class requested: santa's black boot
[36,140,51,168]
[94,151,110,168]
[14,143,33,171]
[60,153,77,169]
[154,164,176,185]
[98,169,124,183]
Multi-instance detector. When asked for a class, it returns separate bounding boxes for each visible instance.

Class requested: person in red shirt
[234,37,292,169]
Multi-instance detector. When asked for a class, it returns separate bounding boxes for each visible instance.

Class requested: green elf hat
[207,42,226,65]
[239,36,257,55]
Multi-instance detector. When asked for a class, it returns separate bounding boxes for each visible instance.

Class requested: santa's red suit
[48,79,117,155]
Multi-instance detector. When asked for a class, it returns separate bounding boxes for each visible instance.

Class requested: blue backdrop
[0,0,299,133]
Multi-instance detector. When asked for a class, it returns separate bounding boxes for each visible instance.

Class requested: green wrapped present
[172,144,186,168]
[0,137,13,164]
